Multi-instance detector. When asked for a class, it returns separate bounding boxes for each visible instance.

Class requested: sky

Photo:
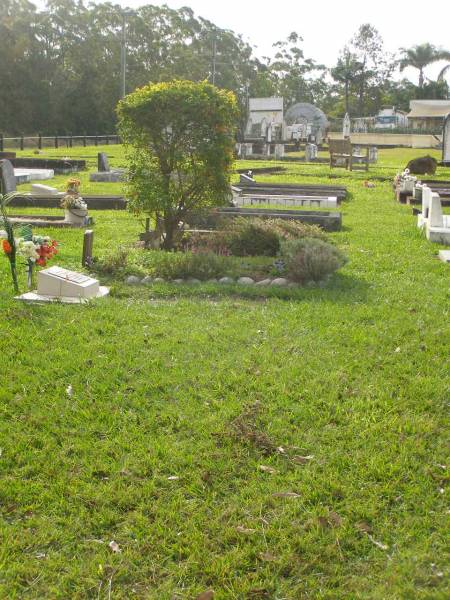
[34,0,450,83]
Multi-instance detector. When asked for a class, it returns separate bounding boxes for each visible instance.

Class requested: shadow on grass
[109,271,369,305]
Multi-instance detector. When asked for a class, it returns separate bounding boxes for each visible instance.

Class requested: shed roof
[408,100,450,118]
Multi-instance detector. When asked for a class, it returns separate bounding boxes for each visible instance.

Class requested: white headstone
[343,113,351,138]
[428,193,444,228]
[37,266,100,299]
[31,183,61,196]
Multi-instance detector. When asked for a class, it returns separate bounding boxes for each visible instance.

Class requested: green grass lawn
[1,147,449,599]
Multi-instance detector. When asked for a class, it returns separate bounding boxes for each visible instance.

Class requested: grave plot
[17,265,109,304]
[234,177,347,203]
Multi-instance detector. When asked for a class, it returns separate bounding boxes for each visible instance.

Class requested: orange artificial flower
[2,239,12,255]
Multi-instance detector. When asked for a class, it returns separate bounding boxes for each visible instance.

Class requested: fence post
[82,230,94,267]
[20,135,24,151]
[95,135,98,146]
[69,134,73,148]
[83,136,87,147]
[55,135,59,149]
[106,135,109,145]
[0,133,3,152]
[38,134,42,150]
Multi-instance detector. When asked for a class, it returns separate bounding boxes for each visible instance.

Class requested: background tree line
[1,0,449,135]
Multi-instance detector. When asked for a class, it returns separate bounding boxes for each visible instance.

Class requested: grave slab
[17,287,109,304]
[37,266,101,299]
[14,168,54,180]
[438,250,450,263]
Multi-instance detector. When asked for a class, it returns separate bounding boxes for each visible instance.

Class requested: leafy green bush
[141,251,228,280]
[93,246,128,274]
[279,238,347,283]
[226,219,280,256]
[255,218,327,241]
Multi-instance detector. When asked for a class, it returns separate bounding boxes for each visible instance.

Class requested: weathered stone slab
[89,171,125,183]
[0,159,17,193]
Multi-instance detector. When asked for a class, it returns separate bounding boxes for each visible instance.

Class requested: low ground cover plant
[279,237,348,282]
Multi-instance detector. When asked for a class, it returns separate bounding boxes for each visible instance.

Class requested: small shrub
[142,251,227,280]
[258,218,327,241]
[93,246,128,274]
[279,238,347,283]
[227,219,280,257]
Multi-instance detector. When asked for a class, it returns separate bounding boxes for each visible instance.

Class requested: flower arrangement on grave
[60,178,87,210]
[15,225,58,288]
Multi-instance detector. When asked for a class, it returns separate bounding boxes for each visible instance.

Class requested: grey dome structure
[284,102,329,129]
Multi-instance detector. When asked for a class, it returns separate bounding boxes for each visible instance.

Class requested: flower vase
[64,208,88,225]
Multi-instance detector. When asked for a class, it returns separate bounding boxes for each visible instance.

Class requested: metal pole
[120,13,127,98]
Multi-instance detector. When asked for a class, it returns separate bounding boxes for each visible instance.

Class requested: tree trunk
[345,80,349,114]
[419,69,424,88]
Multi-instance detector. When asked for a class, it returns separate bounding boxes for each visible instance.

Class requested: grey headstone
[0,159,17,194]
[443,113,450,165]
[98,152,110,172]
[240,173,254,185]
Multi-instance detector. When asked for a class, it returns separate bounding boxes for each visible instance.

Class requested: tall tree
[399,43,450,88]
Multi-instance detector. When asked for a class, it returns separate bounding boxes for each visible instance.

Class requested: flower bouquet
[61,178,88,224]
[16,225,58,288]
[1,195,58,292]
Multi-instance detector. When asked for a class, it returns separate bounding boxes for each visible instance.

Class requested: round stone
[255,278,272,287]
[218,277,234,284]
[270,277,289,287]
[126,275,141,285]
[237,277,254,285]
[153,277,165,283]
[141,276,153,285]
[172,278,185,284]
[186,278,201,284]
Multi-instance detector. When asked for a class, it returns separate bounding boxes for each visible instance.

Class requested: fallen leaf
[66,384,73,397]
[108,540,121,553]
[196,591,214,600]
[167,476,179,481]
[328,511,343,528]
[259,465,276,474]
[292,455,314,465]
[236,525,256,534]
[355,521,372,534]
[272,492,300,498]
[259,551,277,562]
[394,347,401,353]
[277,446,286,454]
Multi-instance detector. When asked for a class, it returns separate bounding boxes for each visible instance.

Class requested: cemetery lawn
[0,147,449,599]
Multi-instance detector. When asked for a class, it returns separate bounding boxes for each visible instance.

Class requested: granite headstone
[0,159,17,194]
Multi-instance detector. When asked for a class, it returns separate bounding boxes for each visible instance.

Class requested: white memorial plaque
[37,266,100,299]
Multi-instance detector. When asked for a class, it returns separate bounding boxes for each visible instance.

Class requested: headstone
[343,113,351,138]
[37,266,100,299]
[31,183,60,196]
[369,146,378,164]
[428,193,444,228]
[0,159,17,194]
[89,171,124,182]
[274,144,285,159]
[442,113,450,166]
[98,152,110,172]
[305,143,318,162]
[239,173,255,185]
[82,230,94,267]
[14,168,54,181]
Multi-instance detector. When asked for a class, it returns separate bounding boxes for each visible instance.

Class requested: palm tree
[399,43,450,87]
[438,64,450,82]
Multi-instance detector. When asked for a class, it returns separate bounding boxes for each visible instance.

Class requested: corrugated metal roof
[249,98,283,112]
[408,100,450,118]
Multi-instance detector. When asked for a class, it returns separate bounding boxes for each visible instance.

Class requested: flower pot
[64,208,88,225]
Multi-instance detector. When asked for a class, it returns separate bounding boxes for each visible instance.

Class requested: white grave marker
[17,266,109,303]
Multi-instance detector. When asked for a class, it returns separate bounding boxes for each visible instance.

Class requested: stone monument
[343,113,351,138]
[442,113,450,166]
